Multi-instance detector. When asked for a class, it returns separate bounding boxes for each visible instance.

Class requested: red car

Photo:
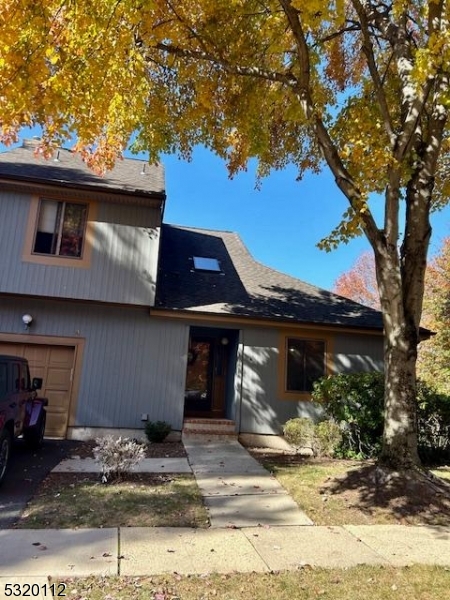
[0,355,48,485]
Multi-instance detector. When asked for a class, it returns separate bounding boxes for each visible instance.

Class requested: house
[0,139,384,441]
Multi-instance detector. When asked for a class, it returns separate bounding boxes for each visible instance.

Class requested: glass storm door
[184,335,228,417]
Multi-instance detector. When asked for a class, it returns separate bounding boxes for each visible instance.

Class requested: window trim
[278,330,333,401]
[23,195,97,268]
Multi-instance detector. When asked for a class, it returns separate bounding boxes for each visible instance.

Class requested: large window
[285,337,326,393]
[33,199,88,258]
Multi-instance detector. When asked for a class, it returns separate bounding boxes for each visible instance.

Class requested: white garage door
[0,342,75,438]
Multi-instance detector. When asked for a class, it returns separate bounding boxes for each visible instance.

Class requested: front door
[184,335,228,417]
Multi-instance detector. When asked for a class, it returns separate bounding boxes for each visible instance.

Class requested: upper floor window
[23,196,96,268]
[33,199,88,258]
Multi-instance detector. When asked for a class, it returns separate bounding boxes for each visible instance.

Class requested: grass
[257,456,450,526]
[17,473,209,529]
[264,458,381,526]
[16,444,450,529]
[432,466,450,481]
[56,565,450,600]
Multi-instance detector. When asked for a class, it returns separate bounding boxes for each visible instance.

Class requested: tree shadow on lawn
[321,463,450,526]
[249,450,450,526]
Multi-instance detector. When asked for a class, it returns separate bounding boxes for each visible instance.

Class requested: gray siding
[237,327,384,436]
[334,332,384,372]
[0,191,160,305]
[237,328,321,435]
[0,297,188,430]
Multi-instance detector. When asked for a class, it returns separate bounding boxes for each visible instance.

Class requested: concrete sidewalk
[0,524,449,580]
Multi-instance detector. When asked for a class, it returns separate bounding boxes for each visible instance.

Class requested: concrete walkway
[1,436,450,592]
[183,435,313,527]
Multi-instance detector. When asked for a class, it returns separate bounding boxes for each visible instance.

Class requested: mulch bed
[67,440,187,459]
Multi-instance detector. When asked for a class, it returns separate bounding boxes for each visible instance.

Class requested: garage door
[0,342,75,438]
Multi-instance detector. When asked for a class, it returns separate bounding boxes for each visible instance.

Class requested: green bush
[283,417,315,452]
[417,381,450,463]
[283,417,342,458]
[144,420,172,443]
[311,372,450,462]
[313,420,343,458]
[312,372,384,459]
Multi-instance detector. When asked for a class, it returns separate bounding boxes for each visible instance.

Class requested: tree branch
[151,42,298,87]
[351,0,395,143]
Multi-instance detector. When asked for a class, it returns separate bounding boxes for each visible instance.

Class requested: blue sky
[161,146,450,291]
[2,135,450,291]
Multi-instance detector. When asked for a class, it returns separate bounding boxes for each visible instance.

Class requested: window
[23,196,96,268]
[286,338,326,393]
[193,256,221,272]
[278,335,328,400]
[33,199,88,258]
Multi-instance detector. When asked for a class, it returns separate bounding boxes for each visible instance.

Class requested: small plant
[145,420,172,443]
[93,435,145,483]
[313,420,343,458]
[283,417,342,458]
[283,417,315,453]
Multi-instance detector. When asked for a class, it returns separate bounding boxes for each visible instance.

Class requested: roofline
[0,175,166,204]
[150,307,385,336]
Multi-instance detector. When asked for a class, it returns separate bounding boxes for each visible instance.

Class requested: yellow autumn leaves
[0,0,449,244]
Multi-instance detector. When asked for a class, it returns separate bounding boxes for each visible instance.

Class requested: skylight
[193,256,221,272]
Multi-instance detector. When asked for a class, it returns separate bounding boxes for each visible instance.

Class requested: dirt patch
[67,440,187,459]
[320,463,450,526]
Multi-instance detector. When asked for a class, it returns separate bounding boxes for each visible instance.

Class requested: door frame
[184,328,233,419]
[0,333,85,437]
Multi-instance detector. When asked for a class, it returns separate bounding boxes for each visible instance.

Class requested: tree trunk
[374,238,425,469]
[380,320,421,468]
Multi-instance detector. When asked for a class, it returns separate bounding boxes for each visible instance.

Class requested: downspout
[237,330,245,434]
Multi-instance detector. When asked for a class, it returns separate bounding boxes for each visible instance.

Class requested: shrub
[312,372,450,462]
[313,420,343,458]
[283,417,315,453]
[312,372,384,459]
[283,417,342,458]
[312,372,384,458]
[93,436,145,483]
[144,420,172,443]
[417,381,450,463]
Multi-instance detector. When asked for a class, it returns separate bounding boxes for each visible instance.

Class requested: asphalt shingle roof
[156,224,384,330]
[0,139,165,198]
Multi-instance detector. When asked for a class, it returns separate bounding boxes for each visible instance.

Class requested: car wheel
[0,429,12,486]
[24,411,46,450]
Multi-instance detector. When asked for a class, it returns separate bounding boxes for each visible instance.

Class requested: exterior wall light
[22,314,33,330]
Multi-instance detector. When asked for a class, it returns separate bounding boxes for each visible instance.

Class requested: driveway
[0,439,80,528]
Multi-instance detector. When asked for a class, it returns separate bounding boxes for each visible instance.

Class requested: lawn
[56,565,450,600]
[17,472,209,529]
[16,442,450,529]
[249,450,450,526]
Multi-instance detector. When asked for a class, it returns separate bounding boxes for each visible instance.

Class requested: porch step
[182,418,237,437]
